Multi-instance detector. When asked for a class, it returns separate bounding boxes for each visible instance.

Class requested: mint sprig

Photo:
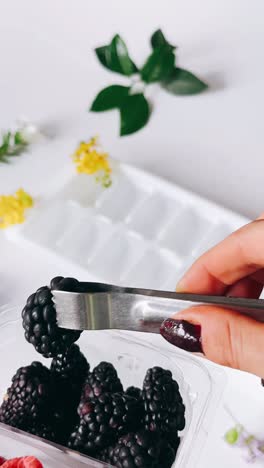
[90,29,208,136]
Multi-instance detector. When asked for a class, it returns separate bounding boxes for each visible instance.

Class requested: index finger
[176,219,264,294]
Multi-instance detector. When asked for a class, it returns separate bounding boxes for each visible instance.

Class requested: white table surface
[0,1,264,466]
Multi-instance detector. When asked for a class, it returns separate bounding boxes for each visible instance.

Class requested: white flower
[16,118,44,144]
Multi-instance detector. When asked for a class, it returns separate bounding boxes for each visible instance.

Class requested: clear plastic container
[0,305,224,468]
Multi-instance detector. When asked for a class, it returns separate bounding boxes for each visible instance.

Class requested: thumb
[160,306,264,378]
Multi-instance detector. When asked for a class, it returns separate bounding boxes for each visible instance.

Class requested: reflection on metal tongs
[52,282,264,333]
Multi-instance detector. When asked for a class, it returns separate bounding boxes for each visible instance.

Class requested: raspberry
[2,458,43,468]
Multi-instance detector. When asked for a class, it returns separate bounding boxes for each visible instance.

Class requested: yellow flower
[16,188,34,208]
[72,136,112,188]
[0,188,33,229]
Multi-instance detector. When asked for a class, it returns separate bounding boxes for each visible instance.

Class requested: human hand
[160,216,264,378]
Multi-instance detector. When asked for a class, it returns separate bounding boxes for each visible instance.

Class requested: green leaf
[90,85,130,112]
[151,29,175,50]
[0,132,10,156]
[119,93,150,136]
[140,45,175,83]
[0,130,28,163]
[162,67,208,95]
[2,131,11,146]
[95,46,111,69]
[110,35,137,76]
[14,131,26,146]
[95,35,137,76]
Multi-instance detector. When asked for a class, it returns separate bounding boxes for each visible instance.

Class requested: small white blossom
[16,118,44,144]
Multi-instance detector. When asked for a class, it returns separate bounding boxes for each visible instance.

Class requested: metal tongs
[52,282,264,334]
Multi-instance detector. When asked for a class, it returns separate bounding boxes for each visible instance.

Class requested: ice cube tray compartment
[122,248,178,289]
[159,207,214,258]
[55,210,114,264]
[57,173,104,207]
[20,201,84,247]
[126,192,180,239]
[193,223,234,257]
[95,174,146,222]
[88,227,146,283]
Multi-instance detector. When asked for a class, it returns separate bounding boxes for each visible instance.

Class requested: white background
[0,1,264,466]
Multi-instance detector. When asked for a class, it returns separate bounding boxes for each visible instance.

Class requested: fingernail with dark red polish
[160,319,203,353]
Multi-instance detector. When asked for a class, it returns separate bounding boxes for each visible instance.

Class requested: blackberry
[50,344,90,441]
[142,367,185,435]
[51,344,89,402]
[69,392,143,454]
[22,277,81,358]
[98,445,113,463]
[51,344,89,380]
[82,361,123,400]
[167,432,181,452]
[101,430,175,468]
[68,421,92,455]
[0,362,54,430]
[125,386,142,401]
[159,438,177,468]
[27,422,56,443]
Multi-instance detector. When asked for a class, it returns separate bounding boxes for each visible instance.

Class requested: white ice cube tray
[6,162,248,289]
